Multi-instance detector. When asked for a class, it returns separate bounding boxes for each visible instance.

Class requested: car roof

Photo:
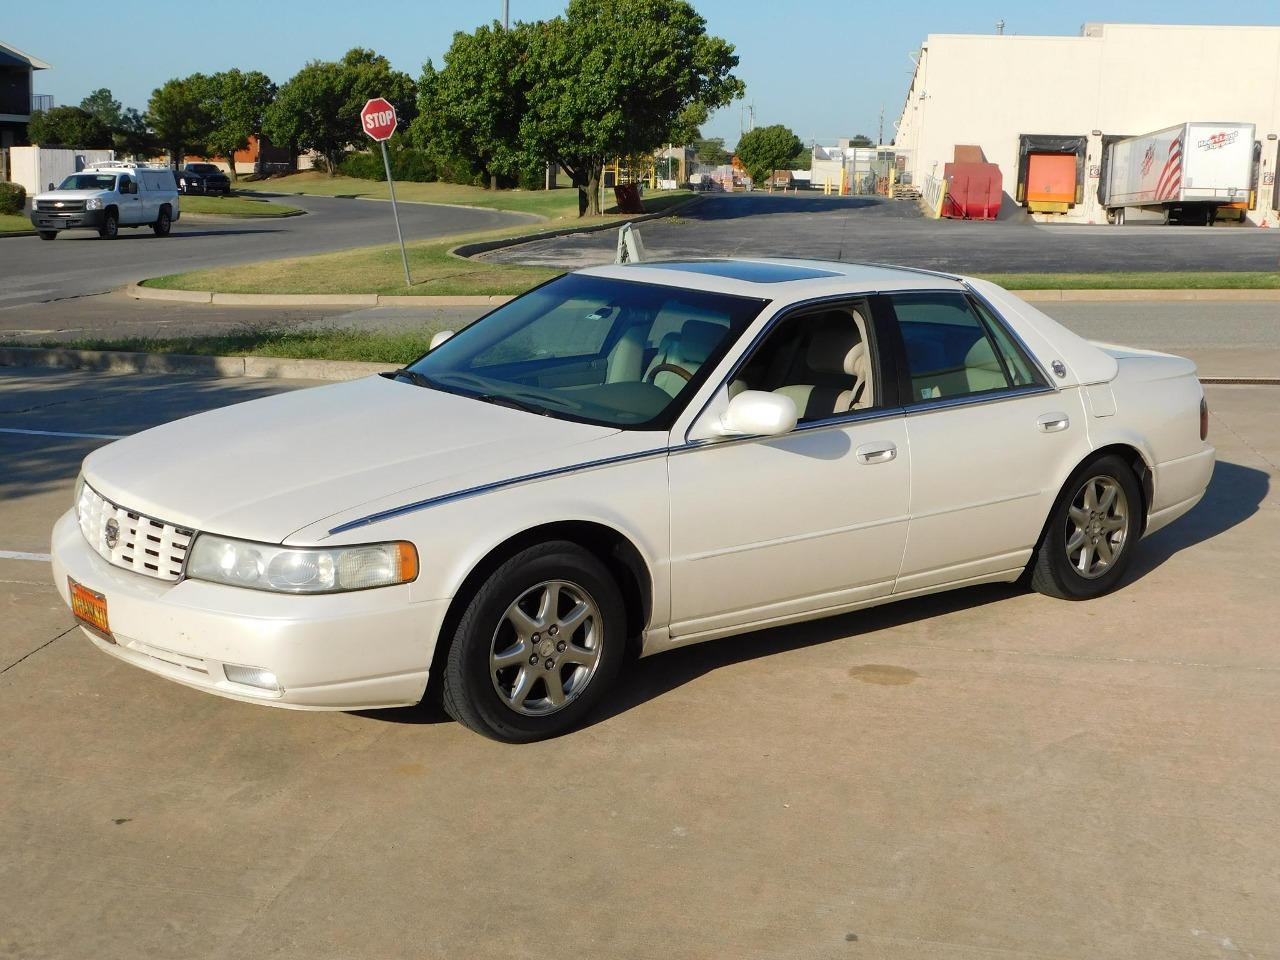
[578,257,966,299]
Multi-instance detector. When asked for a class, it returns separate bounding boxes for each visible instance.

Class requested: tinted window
[409,274,766,429]
[891,292,1011,401]
[58,174,116,190]
[969,297,1046,388]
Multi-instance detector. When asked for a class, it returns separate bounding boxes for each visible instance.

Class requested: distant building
[894,22,1280,224]
[183,135,294,175]
[0,40,51,179]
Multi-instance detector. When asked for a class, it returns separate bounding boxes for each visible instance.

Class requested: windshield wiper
[471,393,554,417]
[387,368,440,390]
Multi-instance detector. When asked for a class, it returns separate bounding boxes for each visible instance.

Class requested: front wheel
[441,541,626,742]
[38,231,57,241]
[98,211,118,239]
[1029,454,1142,600]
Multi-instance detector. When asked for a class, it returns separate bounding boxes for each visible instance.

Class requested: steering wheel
[645,363,694,384]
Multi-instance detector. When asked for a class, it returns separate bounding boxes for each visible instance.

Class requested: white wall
[8,147,115,196]
[895,23,1280,224]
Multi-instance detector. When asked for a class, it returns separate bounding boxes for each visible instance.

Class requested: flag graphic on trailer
[1155,134,1183,201]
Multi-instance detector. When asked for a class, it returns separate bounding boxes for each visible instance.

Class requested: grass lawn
[979,271,1280,290]
[1,212,32,233]
[235,171,685,221]
[180,195,303,217]
[144,193,694,297]
[28,329,439,365]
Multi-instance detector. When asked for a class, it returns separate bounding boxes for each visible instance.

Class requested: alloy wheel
[1065,475,1129,579]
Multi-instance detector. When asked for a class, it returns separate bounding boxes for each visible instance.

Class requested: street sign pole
[379,139,412,287]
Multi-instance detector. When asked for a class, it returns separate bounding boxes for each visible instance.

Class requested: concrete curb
[125,284,516,308]
[0,229,37,239]
[1015,288,1280,302]
[0,346,390,381]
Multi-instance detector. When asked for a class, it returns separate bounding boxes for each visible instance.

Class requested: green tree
[693,136,731,166]
[519,0,744,216]
[114,107,156,158]
[265,49,415,176]
[79,88,123,129]
[411,23,532,191]
[734,124,802,187]
[202,69,277,181]
[148,75,211,164]
[848,133,874,147]
[27,106,111,149]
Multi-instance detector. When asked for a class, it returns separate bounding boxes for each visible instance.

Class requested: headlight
[186,534,418,594]
[85,198,103,210]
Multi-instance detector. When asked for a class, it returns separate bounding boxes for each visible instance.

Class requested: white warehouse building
[894,22,1280,225]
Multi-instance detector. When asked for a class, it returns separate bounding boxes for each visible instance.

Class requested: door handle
[1037,412,1070,433]
[855,441,897,464]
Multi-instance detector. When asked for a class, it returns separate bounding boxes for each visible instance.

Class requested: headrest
[805,311,863,376]
[672,319,726,363]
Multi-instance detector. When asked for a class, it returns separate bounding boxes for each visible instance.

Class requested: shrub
[0,181,26,215]
[339,144,439,183]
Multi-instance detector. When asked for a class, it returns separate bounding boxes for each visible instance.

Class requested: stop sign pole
[360,97,411,287]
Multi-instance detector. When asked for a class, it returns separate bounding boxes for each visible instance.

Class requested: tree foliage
[202,70,277,179]
[77,88,155,157]
[148,75,210,163]
[693,136,731,166]
[734,124,802,186]
[411,23,532,190]
[265,49,415,176]
[27,106,111,149]
[79,88,122,129]
[848,133,874,147]
[519,0,744,215]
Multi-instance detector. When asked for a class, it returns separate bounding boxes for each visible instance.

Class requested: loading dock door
[1016,134,1086,211]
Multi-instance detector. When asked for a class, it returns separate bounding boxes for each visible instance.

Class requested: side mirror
[718,390,798,437]
[47,182,54,191]
[429,329,455,350]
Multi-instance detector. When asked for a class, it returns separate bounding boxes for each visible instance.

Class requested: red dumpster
[942,161,1002,220]
[613,183,645,214]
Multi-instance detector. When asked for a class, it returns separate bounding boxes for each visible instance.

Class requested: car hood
[83,376,622,544]
[33,190,106,202]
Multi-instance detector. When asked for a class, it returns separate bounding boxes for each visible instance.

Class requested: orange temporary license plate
[68,577,113,642]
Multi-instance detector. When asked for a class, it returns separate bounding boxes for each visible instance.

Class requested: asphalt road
[2,366,1277,959]
[0,193,536,308]
[481,192,1280,273]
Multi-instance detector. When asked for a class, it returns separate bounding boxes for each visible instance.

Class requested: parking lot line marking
[0,427,124,440]
[0,551,52,562]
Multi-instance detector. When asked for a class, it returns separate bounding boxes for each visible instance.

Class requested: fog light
[223,663,280,691]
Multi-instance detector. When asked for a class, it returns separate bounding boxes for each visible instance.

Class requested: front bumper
[30,209,105,231]
[51,509,450,710]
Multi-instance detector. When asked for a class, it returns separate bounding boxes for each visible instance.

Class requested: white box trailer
[1101,121,1255,225]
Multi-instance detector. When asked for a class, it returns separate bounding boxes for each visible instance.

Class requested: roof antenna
[996,19,1005,34]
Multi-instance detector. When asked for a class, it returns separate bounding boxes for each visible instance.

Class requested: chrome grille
[76,483,194,581]
[37,199,86,212]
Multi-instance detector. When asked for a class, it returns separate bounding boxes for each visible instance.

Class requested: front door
[667,299,910,640]
[116,175,143,224]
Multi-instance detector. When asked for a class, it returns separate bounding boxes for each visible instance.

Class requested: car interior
[730,305,875,421]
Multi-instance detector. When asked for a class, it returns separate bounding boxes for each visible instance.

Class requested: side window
[731,302,876,423]
[117,176,134,195]
[890,292,1012,402]
[969,297,1047,388]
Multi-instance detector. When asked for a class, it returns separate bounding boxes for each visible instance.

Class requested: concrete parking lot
[481,193,1280,273]
[2,365,1277,959]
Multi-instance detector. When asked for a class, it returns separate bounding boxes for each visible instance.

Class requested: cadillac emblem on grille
[104,518,120,549]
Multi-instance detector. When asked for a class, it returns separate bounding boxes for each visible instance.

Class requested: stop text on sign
[364,110,395,132]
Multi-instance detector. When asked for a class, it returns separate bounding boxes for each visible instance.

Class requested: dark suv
[178,163,232,196]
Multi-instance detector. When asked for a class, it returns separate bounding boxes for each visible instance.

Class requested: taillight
[1200,396,1209,441]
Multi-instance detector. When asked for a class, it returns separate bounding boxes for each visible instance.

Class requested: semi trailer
[1101,121,1256,225]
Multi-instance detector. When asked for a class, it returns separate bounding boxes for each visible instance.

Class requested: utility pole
[878,105,884,146]
[503,0,509,29]
[996,19,1005,35]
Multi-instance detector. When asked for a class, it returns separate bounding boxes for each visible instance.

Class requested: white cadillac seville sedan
[53,259,1215,741]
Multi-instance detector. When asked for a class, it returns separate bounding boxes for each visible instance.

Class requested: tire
[1029,454,1142,601]
[98,211,118,239]
[38,231,57,241]
[441,541,626,742]
[152,207,172,236]
[1115,207,1126,226]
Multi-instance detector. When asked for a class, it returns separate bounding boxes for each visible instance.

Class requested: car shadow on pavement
[363,458,1269,731]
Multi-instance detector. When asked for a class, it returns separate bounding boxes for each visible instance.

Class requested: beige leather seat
[642,320,726,396]
[772,310,872,419]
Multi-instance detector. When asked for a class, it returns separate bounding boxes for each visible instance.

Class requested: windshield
[187,164,218,174]
[407,273,767,429]
[57,174,116,191]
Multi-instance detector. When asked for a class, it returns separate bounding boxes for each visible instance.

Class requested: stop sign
[360,98,398,142]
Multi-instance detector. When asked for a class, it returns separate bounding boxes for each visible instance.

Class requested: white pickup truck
[30,162,181,240]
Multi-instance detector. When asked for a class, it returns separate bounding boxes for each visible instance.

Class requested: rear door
[882,290,1091,593]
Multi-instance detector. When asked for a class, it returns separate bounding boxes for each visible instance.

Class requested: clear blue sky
[7,0,1279,148]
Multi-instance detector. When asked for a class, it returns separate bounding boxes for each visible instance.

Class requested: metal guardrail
[31,94,54,113]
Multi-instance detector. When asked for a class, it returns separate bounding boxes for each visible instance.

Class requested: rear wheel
[38,231,57,241]
[441,541,625,742]
[152,207,171,236]
[98,211,118,239]
[1030,454,1142,600]
[1115,207,1126,226]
